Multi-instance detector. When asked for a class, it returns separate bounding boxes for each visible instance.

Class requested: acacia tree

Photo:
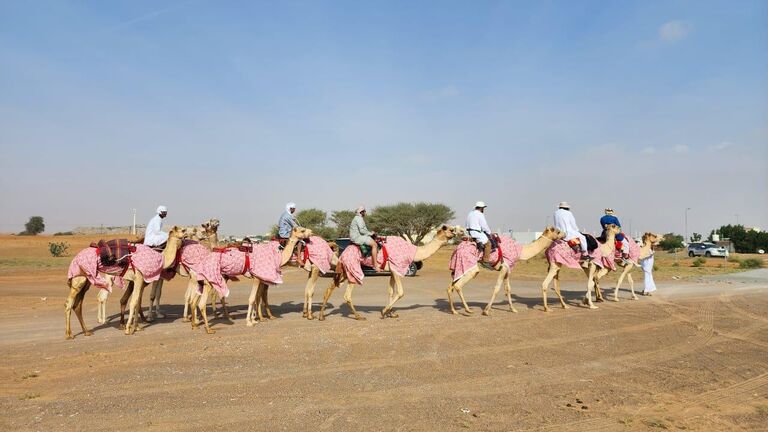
[22,216,45,235]
[367,202,454,244]
[295,208,335,239]
[330,210,356,238]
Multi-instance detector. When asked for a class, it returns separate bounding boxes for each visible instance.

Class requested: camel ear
[441,224,448,231]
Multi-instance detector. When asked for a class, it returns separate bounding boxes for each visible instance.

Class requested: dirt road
[2,251,767,431]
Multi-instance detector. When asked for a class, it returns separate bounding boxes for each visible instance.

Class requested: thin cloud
[708,141,734,151]
[420,85,460,102]
[641,147,656,155]
[673,144,689,153]
[106,0,197,33]
[659,20,692,43]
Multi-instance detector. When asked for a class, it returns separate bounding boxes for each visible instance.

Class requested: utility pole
[684,207,691,243]
[131,208,137,235]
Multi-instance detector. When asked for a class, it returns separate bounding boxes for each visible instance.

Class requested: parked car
[323,238,422,277]
[687,242,729,258]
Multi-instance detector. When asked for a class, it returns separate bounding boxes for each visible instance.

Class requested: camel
[594,232,661,302]
[446,227,564,316]
[147,219,220,321]
[299,237,340,320]
[65,225,191,339]
[540,224,620,312]
[188,226,313,333]
[93,221,219,326]
[318,225,464,321]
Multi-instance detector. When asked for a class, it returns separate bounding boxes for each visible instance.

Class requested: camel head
[168,225,194,240]
[604,223,620,236]
[434,224,464,240]
[290,226,313,240]
[642,232,662,246]
[201,218,220,235]
[541,226,565,241]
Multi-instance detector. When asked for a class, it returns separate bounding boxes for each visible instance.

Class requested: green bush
[739,258,764,269]
[48,241,69,257]
[692,257,706,267]
[53,231,74,236]
[727,256,741,264]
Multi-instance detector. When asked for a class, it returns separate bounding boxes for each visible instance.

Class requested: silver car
[687,242,729,258]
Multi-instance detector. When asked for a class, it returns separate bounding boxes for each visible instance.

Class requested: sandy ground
[1,236,767,431]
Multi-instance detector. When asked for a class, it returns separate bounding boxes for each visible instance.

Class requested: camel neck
[520,235,555,261]
[280,237,298,266]
[162,236,182,269]
[413,235,448,262]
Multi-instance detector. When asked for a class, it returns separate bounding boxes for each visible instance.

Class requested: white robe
[640,253,656,293]
[144,214,168,247]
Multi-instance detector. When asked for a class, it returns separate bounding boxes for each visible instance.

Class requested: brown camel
[188,227,313,333]
[540,224,620,312]
[64,225,191,339]
[595,232,661,301]
[318,225,463,321]
[447,227,564,316]
[299,237,340,320]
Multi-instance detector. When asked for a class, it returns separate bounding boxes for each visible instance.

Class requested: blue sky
[1,0,766,237]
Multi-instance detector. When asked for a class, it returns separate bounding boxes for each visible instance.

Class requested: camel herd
[65,219,660,339]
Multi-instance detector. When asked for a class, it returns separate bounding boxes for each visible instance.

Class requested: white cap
[474,201,487,208]
[156,205,167,214]
[558,201,570,209]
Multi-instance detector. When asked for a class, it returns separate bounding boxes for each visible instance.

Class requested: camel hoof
[307,314,315,320]
[482,309,491,316]
[181,317,189,322]
[318,315,325,322]
[465,308,474,314]
[612,297,620,302]
[246,321,255,327]
[206,329,216,334]
[450,310,459,316]
[302,311,308,318]
[509,308,518,313]
[543,307,551,312]
[631,295,638,300]
[588,305,599,310]
[65,334,74,340]
[562,304,570,309]
[84,331,94,337]
[355,315,367,321]
[389,312,399,318]
[596,298,605,303]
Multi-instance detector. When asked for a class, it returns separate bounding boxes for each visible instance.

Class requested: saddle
[567,234,598,253]
[358,236,386,257]
[90,239,135,267]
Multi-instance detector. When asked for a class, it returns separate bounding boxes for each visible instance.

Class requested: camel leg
[452,268,478,314]
[97,289,109,324]
[483,266,508,316]
[303,267,320,319]
[382,274,404,318]
[594,268,608,302]
[72,284,92,337]
[245,280,260,326]
[552,272,568,309]
[343,282,365,320]
[182,277,196,322]
[381,275,396,317]
[583,265,599,310]
[219,294,234,323]
[318,277,340,321]
[65,277,88,339]
[148,279,165,319]
[261,286,276,320]
[119,283,133,329]
[627,272,638,300]
[503,272,518,313]
[196,283,215,334]
[541,264,559,312]
[255,283,267,322]
[125,273,147,335]
[447,283,459,315]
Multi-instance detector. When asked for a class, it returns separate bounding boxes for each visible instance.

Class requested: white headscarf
[356,205,365,215]
[286,202,296,212]
[156,205,167,214]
